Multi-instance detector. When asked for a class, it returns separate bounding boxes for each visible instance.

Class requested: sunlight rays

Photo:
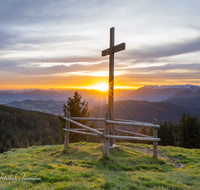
[92,83,108,91]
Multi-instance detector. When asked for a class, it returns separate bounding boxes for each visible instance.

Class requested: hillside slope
[90,100,200,123]
[0,142,199,189]
[0,105,62,153]
[122,85,200,102]
[168,89,200,99]
[6,99,67,114]
[5,99,200,125]
[163,96,200,110]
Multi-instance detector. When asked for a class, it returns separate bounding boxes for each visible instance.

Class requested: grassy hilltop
[0,142,200,190]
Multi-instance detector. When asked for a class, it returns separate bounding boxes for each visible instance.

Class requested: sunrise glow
[0,1,200,90]
[91,83,108,91]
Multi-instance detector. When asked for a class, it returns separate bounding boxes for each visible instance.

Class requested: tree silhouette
[59,90,91,142]
[179,113,200,148]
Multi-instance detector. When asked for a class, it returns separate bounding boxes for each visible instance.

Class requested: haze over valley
[2,84,200,123]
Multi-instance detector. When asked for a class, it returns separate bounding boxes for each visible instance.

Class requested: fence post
[103,112,110,158]
[153,118,158,158]
[64,112,71,149]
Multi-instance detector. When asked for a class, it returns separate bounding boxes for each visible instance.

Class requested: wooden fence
[62,111,160,158]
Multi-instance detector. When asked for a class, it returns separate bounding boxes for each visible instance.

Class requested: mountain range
[5,97,200,123]
[121,84,200,102]
[0,88,131,107]
[90,100,200,124]
[1,84,200,104]
[2,84,200,124]
[163,96,200,110]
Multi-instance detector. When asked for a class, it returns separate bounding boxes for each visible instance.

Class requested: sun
[92,83,108,91]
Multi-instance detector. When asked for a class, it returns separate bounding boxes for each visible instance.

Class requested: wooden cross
[102,27,125,146]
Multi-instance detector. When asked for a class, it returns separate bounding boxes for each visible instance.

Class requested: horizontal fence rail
[106,120,160,128]
[63,129,99,137]
[114,118,155,125]
[70,117,104,121]
[62,116,103,136]
[70,128,104,131]
[62,112,160,159]
[104,135,160,142]
[114,128,153,138]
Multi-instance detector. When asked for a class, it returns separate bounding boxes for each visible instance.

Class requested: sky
[0,0,200,90]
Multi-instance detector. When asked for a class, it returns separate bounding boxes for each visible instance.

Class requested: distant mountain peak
[142,84,200,92]
[123,84,200,102]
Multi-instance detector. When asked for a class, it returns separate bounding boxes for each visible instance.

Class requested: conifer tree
[59,91,91,142]
[179,113,200,148]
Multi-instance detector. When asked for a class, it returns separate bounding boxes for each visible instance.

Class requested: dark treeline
[158,113,200,148]
[114,113,200,148]
[1,98,200,154]
[0,105,62,153]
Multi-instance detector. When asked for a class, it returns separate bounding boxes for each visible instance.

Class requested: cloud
[0,29,93,51]
[115,71,200,86]
[1,0,200,89]
[125,36,200,59]
[0,30,19,49]
[0,0,70,24]
[30,56,105,64]
[128,63,200,72]
[0,1,106,51]
[0,60,108,75]
[0,0,110,26]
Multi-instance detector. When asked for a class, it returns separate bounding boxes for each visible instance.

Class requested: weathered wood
[115,128,153,138]
[64,112,70,149]
[109,27,115,147]
[95,128,104,131]
[102,48,110,57]
[102,27,126,147]
[113,42,125,54]
[104,135,160,141]
[70,117,104,121]
[102,43,125,56]
[63,116,103,136]
[103,112,110,158]
[153,118,158,158]
[114,118,153,124]
[71,128,88,131]
[72,128,104,131]
[63,129,99,137]
[106,120,160,128]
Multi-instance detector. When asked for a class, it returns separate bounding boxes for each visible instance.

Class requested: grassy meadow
[0,142,200,189]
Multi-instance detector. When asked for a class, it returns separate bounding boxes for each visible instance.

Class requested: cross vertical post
[102,27,126,147]
[103,112,110,157]
[109,27,114,146]
[153,118,158,158]
[64,111,70,149]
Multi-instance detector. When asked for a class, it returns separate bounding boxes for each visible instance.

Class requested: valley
[3,84,200,123]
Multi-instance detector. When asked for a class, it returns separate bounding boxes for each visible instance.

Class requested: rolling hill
[6,99,200,124]
[122,85,200,102]
[0,143,199,189]
[163,96,200,110]
[90,100,200,123]
[0,104,62,153]
[167,89,200,99]
[6,99,67,114]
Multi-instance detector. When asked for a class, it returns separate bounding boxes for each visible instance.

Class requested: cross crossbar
[102,42,125,56]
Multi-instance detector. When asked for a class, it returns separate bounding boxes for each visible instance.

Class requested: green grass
[0,142,200,189]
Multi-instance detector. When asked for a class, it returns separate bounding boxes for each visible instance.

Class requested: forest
[0,91,200,153]
[0,105,62,153]
[158,113,200,148]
